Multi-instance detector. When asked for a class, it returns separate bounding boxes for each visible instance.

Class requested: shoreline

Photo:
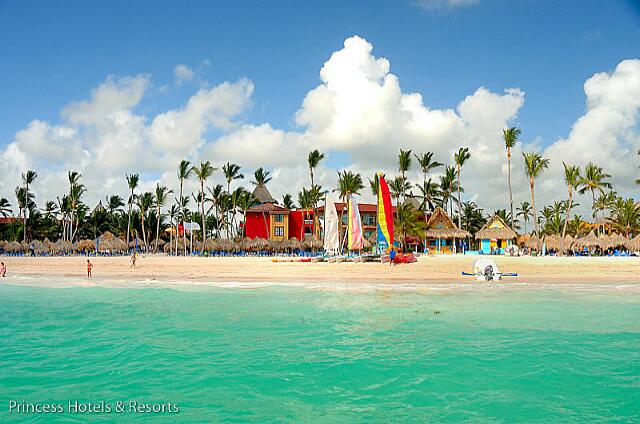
[1,255,639,292]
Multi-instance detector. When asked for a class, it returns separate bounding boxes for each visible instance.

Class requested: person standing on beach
[86,259,93,278]
[0,262,6,277]
[389,248,396,267]
[130,252,137,269]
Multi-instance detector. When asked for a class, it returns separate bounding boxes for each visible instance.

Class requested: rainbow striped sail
[347,195,363,250]
[376,173,394,250]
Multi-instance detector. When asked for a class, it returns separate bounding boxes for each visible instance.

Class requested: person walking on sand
[130,252,137,269]
[0,262,6,277]
[86,259,93,278]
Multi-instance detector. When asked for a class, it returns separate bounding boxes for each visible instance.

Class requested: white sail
[323,195,340,255]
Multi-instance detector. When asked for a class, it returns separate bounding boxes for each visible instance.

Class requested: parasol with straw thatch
[608,233,628,249]
[151,238,166,248]
[628,235,640,252]
[270,239,286,253]
[562,234,574,251]
[543,234,562,251]
[77,239,96,251]
[8,241,21,253]
[239,237,253,251]
[525,234,541,250]
[302,235,323,251]
[98,239,113,253]
[253,237,270,251]
[201,238,219,252]
[287,237,302,251]
[0,240,6,252]
[598,233,611,250]
[571,230,601,251]
[218,238,235,252]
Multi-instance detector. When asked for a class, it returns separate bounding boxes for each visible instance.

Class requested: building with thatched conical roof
[424,207,470,254]
[252,183,277,205]
[475,214,516,254]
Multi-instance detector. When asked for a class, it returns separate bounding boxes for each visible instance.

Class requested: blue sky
[1,0,638,148]
[0,0,639,211]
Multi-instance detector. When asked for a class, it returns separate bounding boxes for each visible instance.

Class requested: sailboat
[377,173,394,262]
[323,194,340,260]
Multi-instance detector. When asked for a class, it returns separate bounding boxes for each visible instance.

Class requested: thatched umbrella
[43,238,53,253]
[598,233,612,250]
[302,235,323,251]
[543,234,562,252]
[8,241,21,253]
[110,237,128,253]
[270,239,286,253]
[32,240,46,255]
[563,234,574,248]
[253,237,270,251]
[150,238,166,248]
[77,239,96,251]
[239,237,253,251]
[608,233,628,249]
[163,242,172,253]
[218,238,235,252]
[201,238,219,252]
[572,230,600,252]
[98,239,113,253]
[525,234,541,250]
[0,240,6,252]
[20,241,30,252]
[128,236,145,249]
[287,237,302,251]
[628,235,640,252]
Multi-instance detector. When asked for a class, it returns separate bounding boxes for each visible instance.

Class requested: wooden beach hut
[474,215,516,254]
[424,208,470,254]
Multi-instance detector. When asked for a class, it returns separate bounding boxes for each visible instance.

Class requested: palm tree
[439,166,458,216]
[636,149,640,185]
[389,176,411,206]
[454,147,471,229]
[516,201,533,234]
[561,163,581,243]
[193,161,217,250]
[415,178,441,213]
[398,149,412,201]
[252,167,272,186]
[394,203,425,253]
[297,187,314,240]
[177,160,193,254]
[237,191,258,237]
[414,152,443,189]
[222,162,243,238]
[578,162,612,220]
[523,152,550,234]
[106,195,124,214]
[167,204,179,255]
[125,173,139,247]
[136,192,154,250]
[503,127,521,228]
[21,170,37,241]
[307,150,325,189]
[154,184,173,252]
[68,174,86,242]
[282,194,295,209]
[335,170,364,244]
[0,198,11,217]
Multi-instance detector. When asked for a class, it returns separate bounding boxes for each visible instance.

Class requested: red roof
[246,203,290,213]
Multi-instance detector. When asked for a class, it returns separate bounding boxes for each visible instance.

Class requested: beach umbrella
[98,239,113,253]
[608,233,627,249]
[150,238,166,247]
[8,241,21,253]
[78,239,96,251]
[109,237,128,253]
[598,233,612,250]
[239,237,253,251]
[302,235,322,251]
[562,234,574,252]
[0,240,6,252]
[20,241,30,252]
[543,235,562,251]
[525,234,541,250]
[217,238,234,252]
[253,237,270,251]
[572,230,600,251]
[32,240,46,255]
[628,235,640,252]
[287,237,302,251]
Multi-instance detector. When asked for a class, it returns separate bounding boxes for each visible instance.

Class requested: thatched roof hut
[7,241,22,253]
[239,237,253,251]
[0,240,7,251]
[424,207,470,239]
[98,239,113,253]
[151,238,166,247]
[475,215,516,241]
[270,239,287,253]
[201,238,219,252]
[608,233,628,249]
[218,238,235,252]
[572,230,601,250]
[563,234,574,251]
[32,240,46,255]
[252,183,277,204]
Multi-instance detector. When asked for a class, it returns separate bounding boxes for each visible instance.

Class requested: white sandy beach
[1,255,639,289]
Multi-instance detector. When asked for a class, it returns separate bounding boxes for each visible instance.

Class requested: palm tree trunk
[126,192,133,248]
[507,149,513,228]
[23,185,28,242]
[530,179,537,234]
[141,210,148,251]
[457,167,462,229]
[155,205,161,253]
[201,182,206,255]
[561,189,573,254]
[180,180,187,256]
[169,216,173,256]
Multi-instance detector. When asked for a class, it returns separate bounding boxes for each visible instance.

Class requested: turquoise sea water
[1,281,639,423]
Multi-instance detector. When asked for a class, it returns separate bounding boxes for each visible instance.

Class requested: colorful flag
[348,195,363,250]
[376,173,394,250]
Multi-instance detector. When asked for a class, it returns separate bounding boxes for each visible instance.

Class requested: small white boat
[462,258,517,281]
